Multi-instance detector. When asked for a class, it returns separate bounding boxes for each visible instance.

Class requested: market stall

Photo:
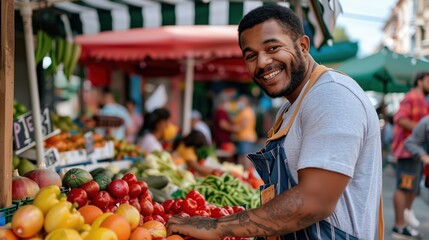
[0,1,348,238]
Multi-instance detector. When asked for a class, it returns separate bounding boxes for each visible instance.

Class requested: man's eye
[245,53,256,61]
[268,46,280,52]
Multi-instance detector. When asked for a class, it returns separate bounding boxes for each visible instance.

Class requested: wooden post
[0,0,15,207]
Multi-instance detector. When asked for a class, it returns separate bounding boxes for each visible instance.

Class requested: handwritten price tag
[13,108,53,154]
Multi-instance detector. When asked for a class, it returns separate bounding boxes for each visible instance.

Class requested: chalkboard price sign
[13,108,53,154]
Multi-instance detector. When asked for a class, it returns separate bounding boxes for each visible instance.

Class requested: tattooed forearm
[186,217,218,230]
[261,187,304,221]
[214,187,325,238]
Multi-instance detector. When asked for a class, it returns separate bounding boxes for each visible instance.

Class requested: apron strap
[267,65,329,141]
[378,194,385,239]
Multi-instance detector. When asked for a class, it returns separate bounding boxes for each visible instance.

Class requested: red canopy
[75,25,243,61]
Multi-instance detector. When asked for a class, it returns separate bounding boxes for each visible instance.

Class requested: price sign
[45,148,59,168]
[13,108,54,154]
[84,131,95,155]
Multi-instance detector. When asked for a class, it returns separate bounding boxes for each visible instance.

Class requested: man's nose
[257,52,273,69]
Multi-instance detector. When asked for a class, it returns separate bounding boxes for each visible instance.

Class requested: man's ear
[299,35,310,53]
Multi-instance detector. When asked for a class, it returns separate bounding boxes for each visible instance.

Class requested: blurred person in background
[137,108,171,154]
[391,72,429,239]
[212,96,236,156]
[232,95,257,170]
[125,99,143,144]
[404,115,429,178]
[191,110,212,144]
[97,87,132,141]
[173,129,219,176]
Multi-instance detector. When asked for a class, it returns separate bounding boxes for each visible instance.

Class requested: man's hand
[166,216,221,240]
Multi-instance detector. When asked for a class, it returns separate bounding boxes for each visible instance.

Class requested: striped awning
[25,0,342,49]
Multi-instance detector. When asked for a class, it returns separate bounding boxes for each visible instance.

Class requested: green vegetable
[62,168,92,188]
[93,174,111,190]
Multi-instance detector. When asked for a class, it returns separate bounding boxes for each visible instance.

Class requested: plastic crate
[0,204,17,225]
[0,187,70,225]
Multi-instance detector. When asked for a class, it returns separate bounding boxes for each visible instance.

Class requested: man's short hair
[238,4,304,48]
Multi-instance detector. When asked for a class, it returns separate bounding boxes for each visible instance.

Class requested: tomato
[107,179,129,198]
[223,206,234,215]
[128,183,142,198]
[114,195,129,205]
[103,204,118,213]
[161,213,172,222]
[232,206,245,213]
[139,191,152,202]
[181,198,197,215]
[186,190,203,200]
[151,214,165,225]
[67,188,88,208]
[162,199,174,212]
[211,208,229,218]
[171,199,183,213]
[197,204,211,215]
[122,173,138,185]
[207,204,218,211]
[139,198,154,216]
[136,180,148,194]
[193,210,210,217]
[129,198,141,212]
[194,195,206,207]
[81,180,100,199]
[152,202,164,216]
[143,215,154,223]
[92,191,113,209]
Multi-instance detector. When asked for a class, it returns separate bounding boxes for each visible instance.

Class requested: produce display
[5,102,266,240]
[130,151,196,189]
[178,173,260,209]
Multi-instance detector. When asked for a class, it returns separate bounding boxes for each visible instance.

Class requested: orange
[142,220,166,238]
[92,212,113,228]
[115,204,140,230]
[129,227,152,240]
[167,234,185,240]
[0,228,19,240]
[79,205,104,225]
[100,213,131,240]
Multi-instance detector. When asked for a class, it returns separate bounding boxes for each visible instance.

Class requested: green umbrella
[335,47,429,93]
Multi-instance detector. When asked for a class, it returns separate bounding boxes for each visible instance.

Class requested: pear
[12,155,20,168]
[17,158,36,176]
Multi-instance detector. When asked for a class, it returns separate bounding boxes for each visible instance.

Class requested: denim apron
[247,66,359,240]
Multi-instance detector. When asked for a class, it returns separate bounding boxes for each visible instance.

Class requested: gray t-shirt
[404,115,429,156]
[278,70,382,239]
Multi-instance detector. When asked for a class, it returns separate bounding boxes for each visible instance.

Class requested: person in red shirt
[212,97,236,153]
[391,71,429,238]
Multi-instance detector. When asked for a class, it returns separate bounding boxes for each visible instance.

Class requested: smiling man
[167,5,383,240]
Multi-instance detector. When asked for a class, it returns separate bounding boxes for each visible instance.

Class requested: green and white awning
[27,0,342,48]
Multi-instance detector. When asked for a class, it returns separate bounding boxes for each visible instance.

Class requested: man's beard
[253,45,306,98]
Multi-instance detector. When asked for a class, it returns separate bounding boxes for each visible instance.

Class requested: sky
[335,0,398,57]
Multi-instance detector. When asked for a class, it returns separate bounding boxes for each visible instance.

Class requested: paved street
[383,163,429,239]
